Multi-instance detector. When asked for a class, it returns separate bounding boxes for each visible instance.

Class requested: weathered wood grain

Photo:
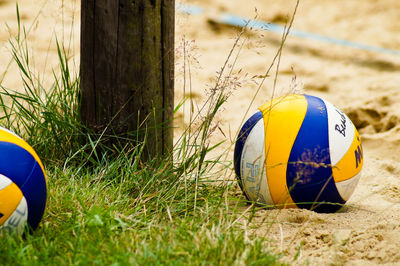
[80,0,174,157]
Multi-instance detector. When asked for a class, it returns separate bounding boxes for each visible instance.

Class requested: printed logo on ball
[0,197,28,235]
[240,119,273,205]
[324,100,355,166]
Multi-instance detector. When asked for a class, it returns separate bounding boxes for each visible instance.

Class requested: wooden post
[80,0,174,157]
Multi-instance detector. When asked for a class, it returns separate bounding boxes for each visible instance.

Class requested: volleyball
[234,94,363,212]
[0,127,47,234]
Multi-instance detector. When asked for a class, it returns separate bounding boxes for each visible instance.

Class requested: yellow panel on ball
[0,182,24,226]
[332,127,363,182]
[258,95,308,207]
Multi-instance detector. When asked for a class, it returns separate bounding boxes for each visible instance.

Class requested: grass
[2,166,279,265]
[0,3,285,265]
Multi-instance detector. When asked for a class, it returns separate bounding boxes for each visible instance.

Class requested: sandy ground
[177,0,400,264]
[2,0,400,265]
[0,0,80,92]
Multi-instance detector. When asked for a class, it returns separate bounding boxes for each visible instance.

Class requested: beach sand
[1,0,400,264]
[177,1,400,264]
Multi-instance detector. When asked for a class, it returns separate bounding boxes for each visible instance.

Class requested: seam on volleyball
[20,161,38,190]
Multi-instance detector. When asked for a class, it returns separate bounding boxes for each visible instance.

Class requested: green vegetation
[2,165,279,265]
[0,6,282,265]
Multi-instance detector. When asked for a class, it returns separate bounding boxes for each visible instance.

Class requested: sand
[177,1,400,264]
[1,0,400,264]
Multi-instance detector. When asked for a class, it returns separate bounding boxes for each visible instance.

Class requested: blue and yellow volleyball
[234,94,363,212]
[0,127,46,234]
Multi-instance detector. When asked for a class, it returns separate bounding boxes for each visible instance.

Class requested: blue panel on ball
[287,95,345,212]
[234,111,263,187]
[0,142,46,229]
[21,162,47,230]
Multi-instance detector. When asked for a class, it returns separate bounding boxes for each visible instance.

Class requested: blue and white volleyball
[0,127,47,234]
[234,94,363,212]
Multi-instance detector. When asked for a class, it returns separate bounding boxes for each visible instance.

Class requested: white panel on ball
[0,174,12,190]
[324,100,355,166]
[336,171,362,201]
[240,118,273,205]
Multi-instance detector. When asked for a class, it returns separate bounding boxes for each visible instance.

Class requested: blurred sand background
[1,0,400,264]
